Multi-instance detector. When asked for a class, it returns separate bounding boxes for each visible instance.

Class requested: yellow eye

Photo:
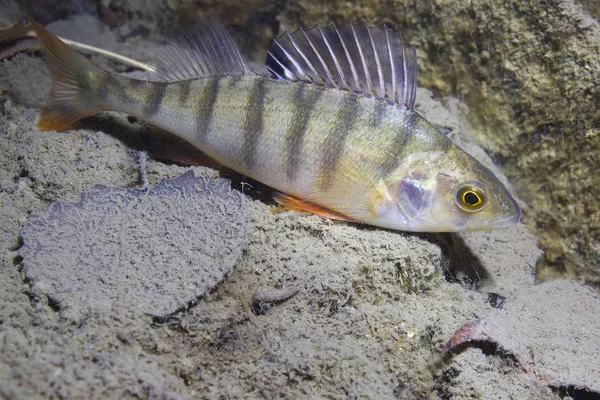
[455,183,487,213]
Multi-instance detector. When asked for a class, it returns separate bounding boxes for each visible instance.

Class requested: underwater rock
[457,223,542,298]
[442,280,600,394]
[19,171,250,317]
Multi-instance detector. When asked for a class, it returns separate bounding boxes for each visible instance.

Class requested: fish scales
[241,77,266,169]
[96,74,432,201]
[27,16,521,231]
[81,65,457,211]
[285,84,323,182]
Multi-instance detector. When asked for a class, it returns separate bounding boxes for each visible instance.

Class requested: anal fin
[273,192,356,222]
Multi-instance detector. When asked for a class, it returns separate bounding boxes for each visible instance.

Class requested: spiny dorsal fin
[266,21,418,110]
[149,17,251,82]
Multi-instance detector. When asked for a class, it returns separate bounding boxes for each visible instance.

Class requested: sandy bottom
[0,11,599,400]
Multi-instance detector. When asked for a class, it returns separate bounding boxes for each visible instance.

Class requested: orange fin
[273,192,355,222]
[25,16,102,130]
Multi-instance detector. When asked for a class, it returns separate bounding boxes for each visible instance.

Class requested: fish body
[27,16,521,232]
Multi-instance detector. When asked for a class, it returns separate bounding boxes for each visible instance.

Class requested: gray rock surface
[19,171,250,319]
[1,7,599,400]
[460,280,600,391]
[440,280,600,397]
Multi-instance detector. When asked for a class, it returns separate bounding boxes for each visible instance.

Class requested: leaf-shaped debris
[19,171,251,318]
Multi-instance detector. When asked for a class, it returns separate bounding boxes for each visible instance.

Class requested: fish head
[369,150,521,232]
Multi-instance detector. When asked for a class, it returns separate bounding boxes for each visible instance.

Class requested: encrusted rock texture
[2,1,600,399]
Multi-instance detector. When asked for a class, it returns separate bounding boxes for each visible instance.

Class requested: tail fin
[26,16,101,130]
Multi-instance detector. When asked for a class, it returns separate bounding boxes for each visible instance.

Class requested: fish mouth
[467,208,522,231]
[498,207,523,227]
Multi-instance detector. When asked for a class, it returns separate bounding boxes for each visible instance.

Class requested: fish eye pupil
[455,184,487,213]
[464,191,480,206]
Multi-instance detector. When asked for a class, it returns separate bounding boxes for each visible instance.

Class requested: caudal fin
[26,16,101,130]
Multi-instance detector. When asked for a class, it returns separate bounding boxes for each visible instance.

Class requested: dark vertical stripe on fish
[321,92,359,187]
[194,78,220,141]
[242,77,266,169]
[286,84,323,181]
[370,99,387,129]
[177,80,192,105]
[95,72,128,104]
[143,82,167,117]
[375,111,418,178]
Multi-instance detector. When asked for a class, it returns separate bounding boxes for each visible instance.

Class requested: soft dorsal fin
[266,22,418,110]
[149,16,251,82]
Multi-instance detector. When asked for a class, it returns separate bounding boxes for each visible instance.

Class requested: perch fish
[26,16,521,232]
